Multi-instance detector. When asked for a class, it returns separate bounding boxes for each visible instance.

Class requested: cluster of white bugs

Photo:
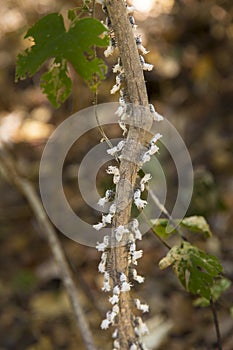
[93,202,116,231]
[100,0,157,127]
[133,170,152,211]
[134,189,148,209]
[139,55,153,71]
[95,216,149,350]
[128,316,149,350]
[97,189,114,207]
[107,140,126,156]
[141,132,163,164]
[140,173,152,191]
[134,299,149,313]
[106,165,120,184]
[93,1,164,349]
[115,225,129,242]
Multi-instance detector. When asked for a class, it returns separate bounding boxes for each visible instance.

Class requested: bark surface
[106,1,153,348]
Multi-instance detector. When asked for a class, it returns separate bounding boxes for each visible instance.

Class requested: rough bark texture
[106,1,153,348]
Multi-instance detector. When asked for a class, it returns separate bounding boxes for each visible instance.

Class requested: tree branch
[105,1,153,348]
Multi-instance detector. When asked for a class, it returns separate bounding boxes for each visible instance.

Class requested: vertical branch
[105,1,153,348]
[0,148,97,350]
[106,1,148,105]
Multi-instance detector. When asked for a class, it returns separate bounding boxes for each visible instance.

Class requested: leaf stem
[148,189,187,241]
[210,297,222,350]
[141,211,172,250]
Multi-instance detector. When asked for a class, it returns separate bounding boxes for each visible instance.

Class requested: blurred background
[0,0,232,349]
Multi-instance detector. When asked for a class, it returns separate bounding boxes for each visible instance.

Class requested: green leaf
[181,216,212,238]
[68,9,77,21]
[16,13,108,105]
[194,277,231,307]
[193,295,210,307]
[151,216,212,239]
[151,218,176,238]
[16,13,67,79]
[40,59,72,107]
[159,242,223,299]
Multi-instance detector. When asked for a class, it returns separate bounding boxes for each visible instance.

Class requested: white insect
[134,189,148,209]
[132,269,145,284]
[121,281,132,292]
[101,318,110,329]
[136,36,150,55]
[149,104,164,121]
[106,166,120,184]
[140,173,152,192]
[107,140,125,156]
[134,299,149,313]
[97,189,113,207]
[115,225,129,242]
[93,222,105,231]
[109,294,119,305]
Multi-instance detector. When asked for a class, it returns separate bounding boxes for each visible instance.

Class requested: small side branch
[0,148,97,350]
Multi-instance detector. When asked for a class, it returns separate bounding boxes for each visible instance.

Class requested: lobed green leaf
[15,13,109,106]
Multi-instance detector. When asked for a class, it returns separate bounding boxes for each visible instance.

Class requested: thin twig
[0,148,97,350]
[210,298,222,350]
[94,94,115,150]
[148,189,186,239]
[141,211,172,250]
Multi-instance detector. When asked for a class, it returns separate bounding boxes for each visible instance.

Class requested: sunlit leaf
[181,216,212,238]
[151,216,212,239]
